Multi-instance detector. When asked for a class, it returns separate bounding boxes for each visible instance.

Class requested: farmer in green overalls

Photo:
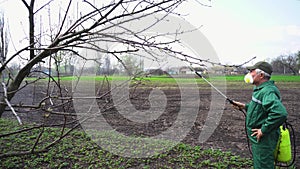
[233,61,287,169]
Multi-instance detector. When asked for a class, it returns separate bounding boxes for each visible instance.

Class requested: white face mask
[244,73,254,84]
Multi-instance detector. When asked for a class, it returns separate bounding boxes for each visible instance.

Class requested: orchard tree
[0,0,201,118]
[0,0,259,159]
[0,0,219,157]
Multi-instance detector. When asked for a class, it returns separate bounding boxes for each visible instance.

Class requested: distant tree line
[271,51,300,75]
[7,50,300,76]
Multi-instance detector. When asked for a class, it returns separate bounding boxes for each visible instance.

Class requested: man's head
[246,61,273,86]
[246,61,273,75]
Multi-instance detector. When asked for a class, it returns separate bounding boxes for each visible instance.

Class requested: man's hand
[251,128,263,142]
[232,101,245,110]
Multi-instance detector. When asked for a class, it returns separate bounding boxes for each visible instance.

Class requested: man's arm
[260,92,288,134]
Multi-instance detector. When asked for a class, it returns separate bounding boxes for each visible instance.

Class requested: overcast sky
[1,0,300,66]
[180,0,300,65]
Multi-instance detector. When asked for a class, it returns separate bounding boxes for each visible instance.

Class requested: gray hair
[255,69,271,78]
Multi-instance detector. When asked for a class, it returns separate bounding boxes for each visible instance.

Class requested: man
[233,61,287,169]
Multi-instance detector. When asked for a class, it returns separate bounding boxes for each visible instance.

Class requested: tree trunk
[0,66,31,117]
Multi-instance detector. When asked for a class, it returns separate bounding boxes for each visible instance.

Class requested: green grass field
[50,74,300,90]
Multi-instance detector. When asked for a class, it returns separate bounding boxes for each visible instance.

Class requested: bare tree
[0,0,261,159]
[0,0,256,118]
[296,51,300,72]
[0,0,181,117]
[271,53,299,75]
[0,0,210,157]
[0,11,9,69]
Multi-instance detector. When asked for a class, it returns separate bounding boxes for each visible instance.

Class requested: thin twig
[0,118,86,159]
[31,126,45,152]
[0,119,80,138]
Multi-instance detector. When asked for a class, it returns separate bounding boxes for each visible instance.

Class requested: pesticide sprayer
[190,67,296,167]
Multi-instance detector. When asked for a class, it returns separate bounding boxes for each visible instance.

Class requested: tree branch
[1,82,22,125]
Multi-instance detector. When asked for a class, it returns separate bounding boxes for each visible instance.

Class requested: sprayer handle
[228,98,247,116]
[226,98,235,105]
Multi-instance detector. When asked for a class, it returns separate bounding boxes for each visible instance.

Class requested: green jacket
[245,80,287,144]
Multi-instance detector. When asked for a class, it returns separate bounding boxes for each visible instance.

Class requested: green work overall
[245,80,287,169]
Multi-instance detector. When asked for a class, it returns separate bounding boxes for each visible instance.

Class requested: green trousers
[250,131,279,169]
[251,143,276,169]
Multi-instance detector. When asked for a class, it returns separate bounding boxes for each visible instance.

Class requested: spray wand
[190,66,246,115]
[190,66,252,156]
